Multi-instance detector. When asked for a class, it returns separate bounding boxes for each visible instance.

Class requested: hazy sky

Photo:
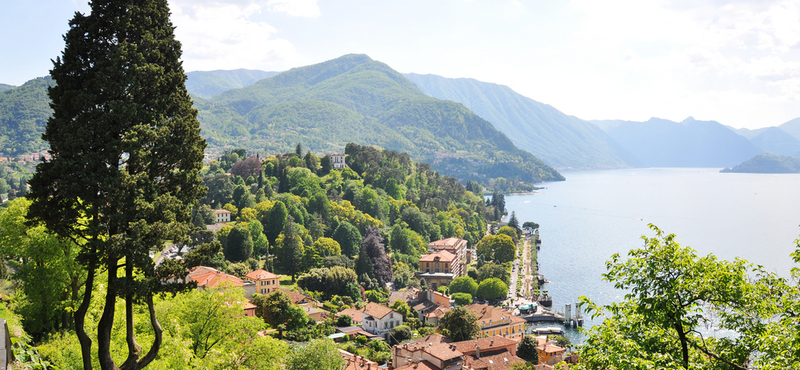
[3,0,799,129]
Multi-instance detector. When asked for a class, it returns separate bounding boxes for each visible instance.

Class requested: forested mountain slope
[197,54,563,184]
[0,77,54,156]
[403,73,639,169]
[721,153,800,173]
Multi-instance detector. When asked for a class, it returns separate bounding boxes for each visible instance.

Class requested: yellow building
[245,269,281,295]
[417,250,457,290]
[465,304,527,340]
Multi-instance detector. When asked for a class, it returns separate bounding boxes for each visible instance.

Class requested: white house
[330,153,347,169]
[361,302,403,340]
[213,209,231,223]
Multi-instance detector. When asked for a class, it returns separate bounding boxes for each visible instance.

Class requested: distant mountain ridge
[186,69,280,99]
[749,127,800,156]
[403,73,639,169]
[593,117,763,167]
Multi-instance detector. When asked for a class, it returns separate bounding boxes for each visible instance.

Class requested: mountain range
[2,53,799,178]
[191,54,563,183]
[185,69,280,99]
[402,73,639,169]
[592,117,765,168]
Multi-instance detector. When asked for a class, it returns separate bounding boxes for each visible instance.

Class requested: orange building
[245,269,281,295]
[417,250,457,290]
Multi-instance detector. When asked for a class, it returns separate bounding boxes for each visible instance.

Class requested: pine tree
[26,1,214,368]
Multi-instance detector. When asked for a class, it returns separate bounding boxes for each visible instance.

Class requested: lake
[506,168,800,343]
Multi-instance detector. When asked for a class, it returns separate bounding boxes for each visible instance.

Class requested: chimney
[475,341,480,359]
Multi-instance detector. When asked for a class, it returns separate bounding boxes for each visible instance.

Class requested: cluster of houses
[0,151,50,164]
[177,204,570,370]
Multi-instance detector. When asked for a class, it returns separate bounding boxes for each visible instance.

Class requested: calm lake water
[506,168,800,343]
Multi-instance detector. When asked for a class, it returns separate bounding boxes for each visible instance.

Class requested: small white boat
[532,326,564,335]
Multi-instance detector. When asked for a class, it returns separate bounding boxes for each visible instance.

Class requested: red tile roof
[465,351,525,370]
[394,360,440,370]
[339,349,381,370]
[190,270,244,289]
[277,288,309,304]
[423,343,463,361]
[362,302,396,320]
[245,269,280,280]
[338,308,364,324]
[419,250,456,263]
[453,336,518,355]
[428,237,468,249]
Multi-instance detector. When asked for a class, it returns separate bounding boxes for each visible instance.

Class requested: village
[166,201,578,370]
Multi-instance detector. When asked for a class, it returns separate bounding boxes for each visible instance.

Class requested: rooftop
[420,250,457,263]
[453,336,518,355]
[245,269,280,280]
[362,302,396,320]
[464,351,525,370]
[428,237,468,250]
[339,349,381,370]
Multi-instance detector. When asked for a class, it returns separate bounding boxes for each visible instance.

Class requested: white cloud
[266,0,321,17]
[169,0,314,71]
[557,0,800,127]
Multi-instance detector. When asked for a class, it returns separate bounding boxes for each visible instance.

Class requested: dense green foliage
[0,77,54,156]
[25,1,212,368]
[721,153,800,173]
[449,276,478,296]
[578,225,800,369]
[516,335,540,363]
[476,278,508,300]
[438,306,480,342]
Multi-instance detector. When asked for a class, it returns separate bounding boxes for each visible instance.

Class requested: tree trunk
[674,321,690,369]
[121,261,142,369]
[76,246,97,370]
[98,259,119,370]
[120,294,162,370]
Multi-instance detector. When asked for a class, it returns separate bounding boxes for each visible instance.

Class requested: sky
[2,0,799,130]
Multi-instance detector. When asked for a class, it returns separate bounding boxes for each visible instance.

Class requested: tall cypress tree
[26,1,213,369]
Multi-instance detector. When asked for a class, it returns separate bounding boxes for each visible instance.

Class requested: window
[261,281,266,286]
[261,289,266,294]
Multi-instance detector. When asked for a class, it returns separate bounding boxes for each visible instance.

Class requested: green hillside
[404,73,639,169]
[721,153,800,173]
[198,54,563,184]
[0,84,15,93]
[0,77,54,156]
[185,69,280,98]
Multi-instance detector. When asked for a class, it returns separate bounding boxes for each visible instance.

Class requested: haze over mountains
[402,73,640,169]
[3,53,800,178]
